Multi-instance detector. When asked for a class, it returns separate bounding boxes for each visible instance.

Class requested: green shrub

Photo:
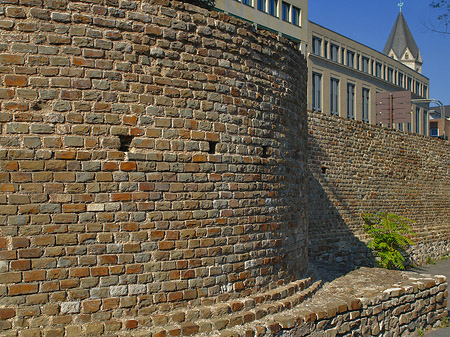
[362,212,416,270]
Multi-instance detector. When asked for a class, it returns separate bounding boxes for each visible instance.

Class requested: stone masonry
[0,0,308,335]
[308,110,450,266]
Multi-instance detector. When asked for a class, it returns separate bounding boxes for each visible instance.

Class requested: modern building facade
[215,0,309,54]
[429,105,450,138]
[215,2,431,135]
[307,14,430,134]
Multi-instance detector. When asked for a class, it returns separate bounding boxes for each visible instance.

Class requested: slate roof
[383,11,421,60]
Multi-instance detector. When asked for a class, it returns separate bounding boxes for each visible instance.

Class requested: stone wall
[308,110,450,266]
[210,268,448,336]
[0,0,308,335]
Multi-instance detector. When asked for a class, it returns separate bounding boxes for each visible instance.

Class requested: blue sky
[308,0,450,105]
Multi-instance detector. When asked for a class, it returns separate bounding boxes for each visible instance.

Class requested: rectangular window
[330,78,339,115]
[242,0,251,5]
[282,2,290,21]
[356,54,360,70]
[330,44,339,62]
[398,123,404,131]
[312,73,322,111]
[416,82,420,95]
[268,0,278,16]
[362,57,369,73]
[291,6,300,25]
[324,41,328,58]
[347,51,354,68]
[407,122,411,133]
[398,73,404,88]
[341,49,345,64]
[347,83,355,119]
[423,110,428,136]
[415,107,420,133]
[387,68,393,83]
[407,77,412,90]
[375,62,382,78]
[430,121,439,137]
[257,0,266,11]
[423,85,428,98]
[312,36,322,56]
[362,88,370,123]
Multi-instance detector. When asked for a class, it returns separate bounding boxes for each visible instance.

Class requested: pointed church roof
[383,11,420,60]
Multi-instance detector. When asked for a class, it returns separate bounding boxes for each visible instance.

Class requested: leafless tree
[429,0,450,34]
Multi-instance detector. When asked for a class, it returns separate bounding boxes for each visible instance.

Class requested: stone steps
[121,277,322,336]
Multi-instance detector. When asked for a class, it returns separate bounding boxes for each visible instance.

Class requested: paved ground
[410,259,450,336]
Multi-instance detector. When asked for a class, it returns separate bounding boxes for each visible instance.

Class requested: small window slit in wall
[208,141,218,154]
[321,166,328,174]
[119,135,134,152]
[262,146,269,158]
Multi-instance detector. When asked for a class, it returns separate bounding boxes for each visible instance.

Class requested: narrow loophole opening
[208,141,218,154]
[119,135,134,152]
[262,146,269,158]
[321,166,328,174]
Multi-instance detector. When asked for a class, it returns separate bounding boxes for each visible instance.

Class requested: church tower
[383,9,423,73]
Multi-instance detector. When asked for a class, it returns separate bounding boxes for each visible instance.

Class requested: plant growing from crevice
[362,212,416,270]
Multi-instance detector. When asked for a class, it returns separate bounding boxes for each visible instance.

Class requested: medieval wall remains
[308,110,450,266]
[0,0,308,335]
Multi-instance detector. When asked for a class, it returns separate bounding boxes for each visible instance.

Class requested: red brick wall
[0,0,308,334]
[308,111,450,266]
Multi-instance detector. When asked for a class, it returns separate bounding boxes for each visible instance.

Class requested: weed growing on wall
[362,212,416,270]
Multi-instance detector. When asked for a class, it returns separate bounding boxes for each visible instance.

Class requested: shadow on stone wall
[307,134,375,282]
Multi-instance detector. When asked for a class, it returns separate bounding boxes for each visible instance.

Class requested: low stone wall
[308,110,450,266]
[216,268,448,337]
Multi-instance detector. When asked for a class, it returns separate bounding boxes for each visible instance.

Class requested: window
[282,2,290,21]
[423,110,428,136]
[347,83,355,119]
[424,85,428,98]
[398,73,404,88]
[312,73,322,111]
[407,122,411,133]
[430,121,439,137]
[356,54,360,70]
[362,57,369,73]
[375,62,382,78]
[407,77,412,90]
[362,88,370,123]
[415,107,420,133]
[291,6,300,25]
[330,44,339,62]
[398,123,404,131]
[341,49,345,65]
[415,82,420,95]
[257,0,266,11]
[268,0,278,16]
[387,68,393,83]
[242,0,251,5]
[324,41,328,58]
[312,36,322,56]
[347,51,354,68]
[330,78,339,115]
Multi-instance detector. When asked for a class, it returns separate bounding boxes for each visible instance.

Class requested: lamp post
[410,98,445,139]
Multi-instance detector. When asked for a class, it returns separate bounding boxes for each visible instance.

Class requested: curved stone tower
[0,0,308,334]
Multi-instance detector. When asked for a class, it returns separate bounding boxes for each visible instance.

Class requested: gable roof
[383,12,421,60]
